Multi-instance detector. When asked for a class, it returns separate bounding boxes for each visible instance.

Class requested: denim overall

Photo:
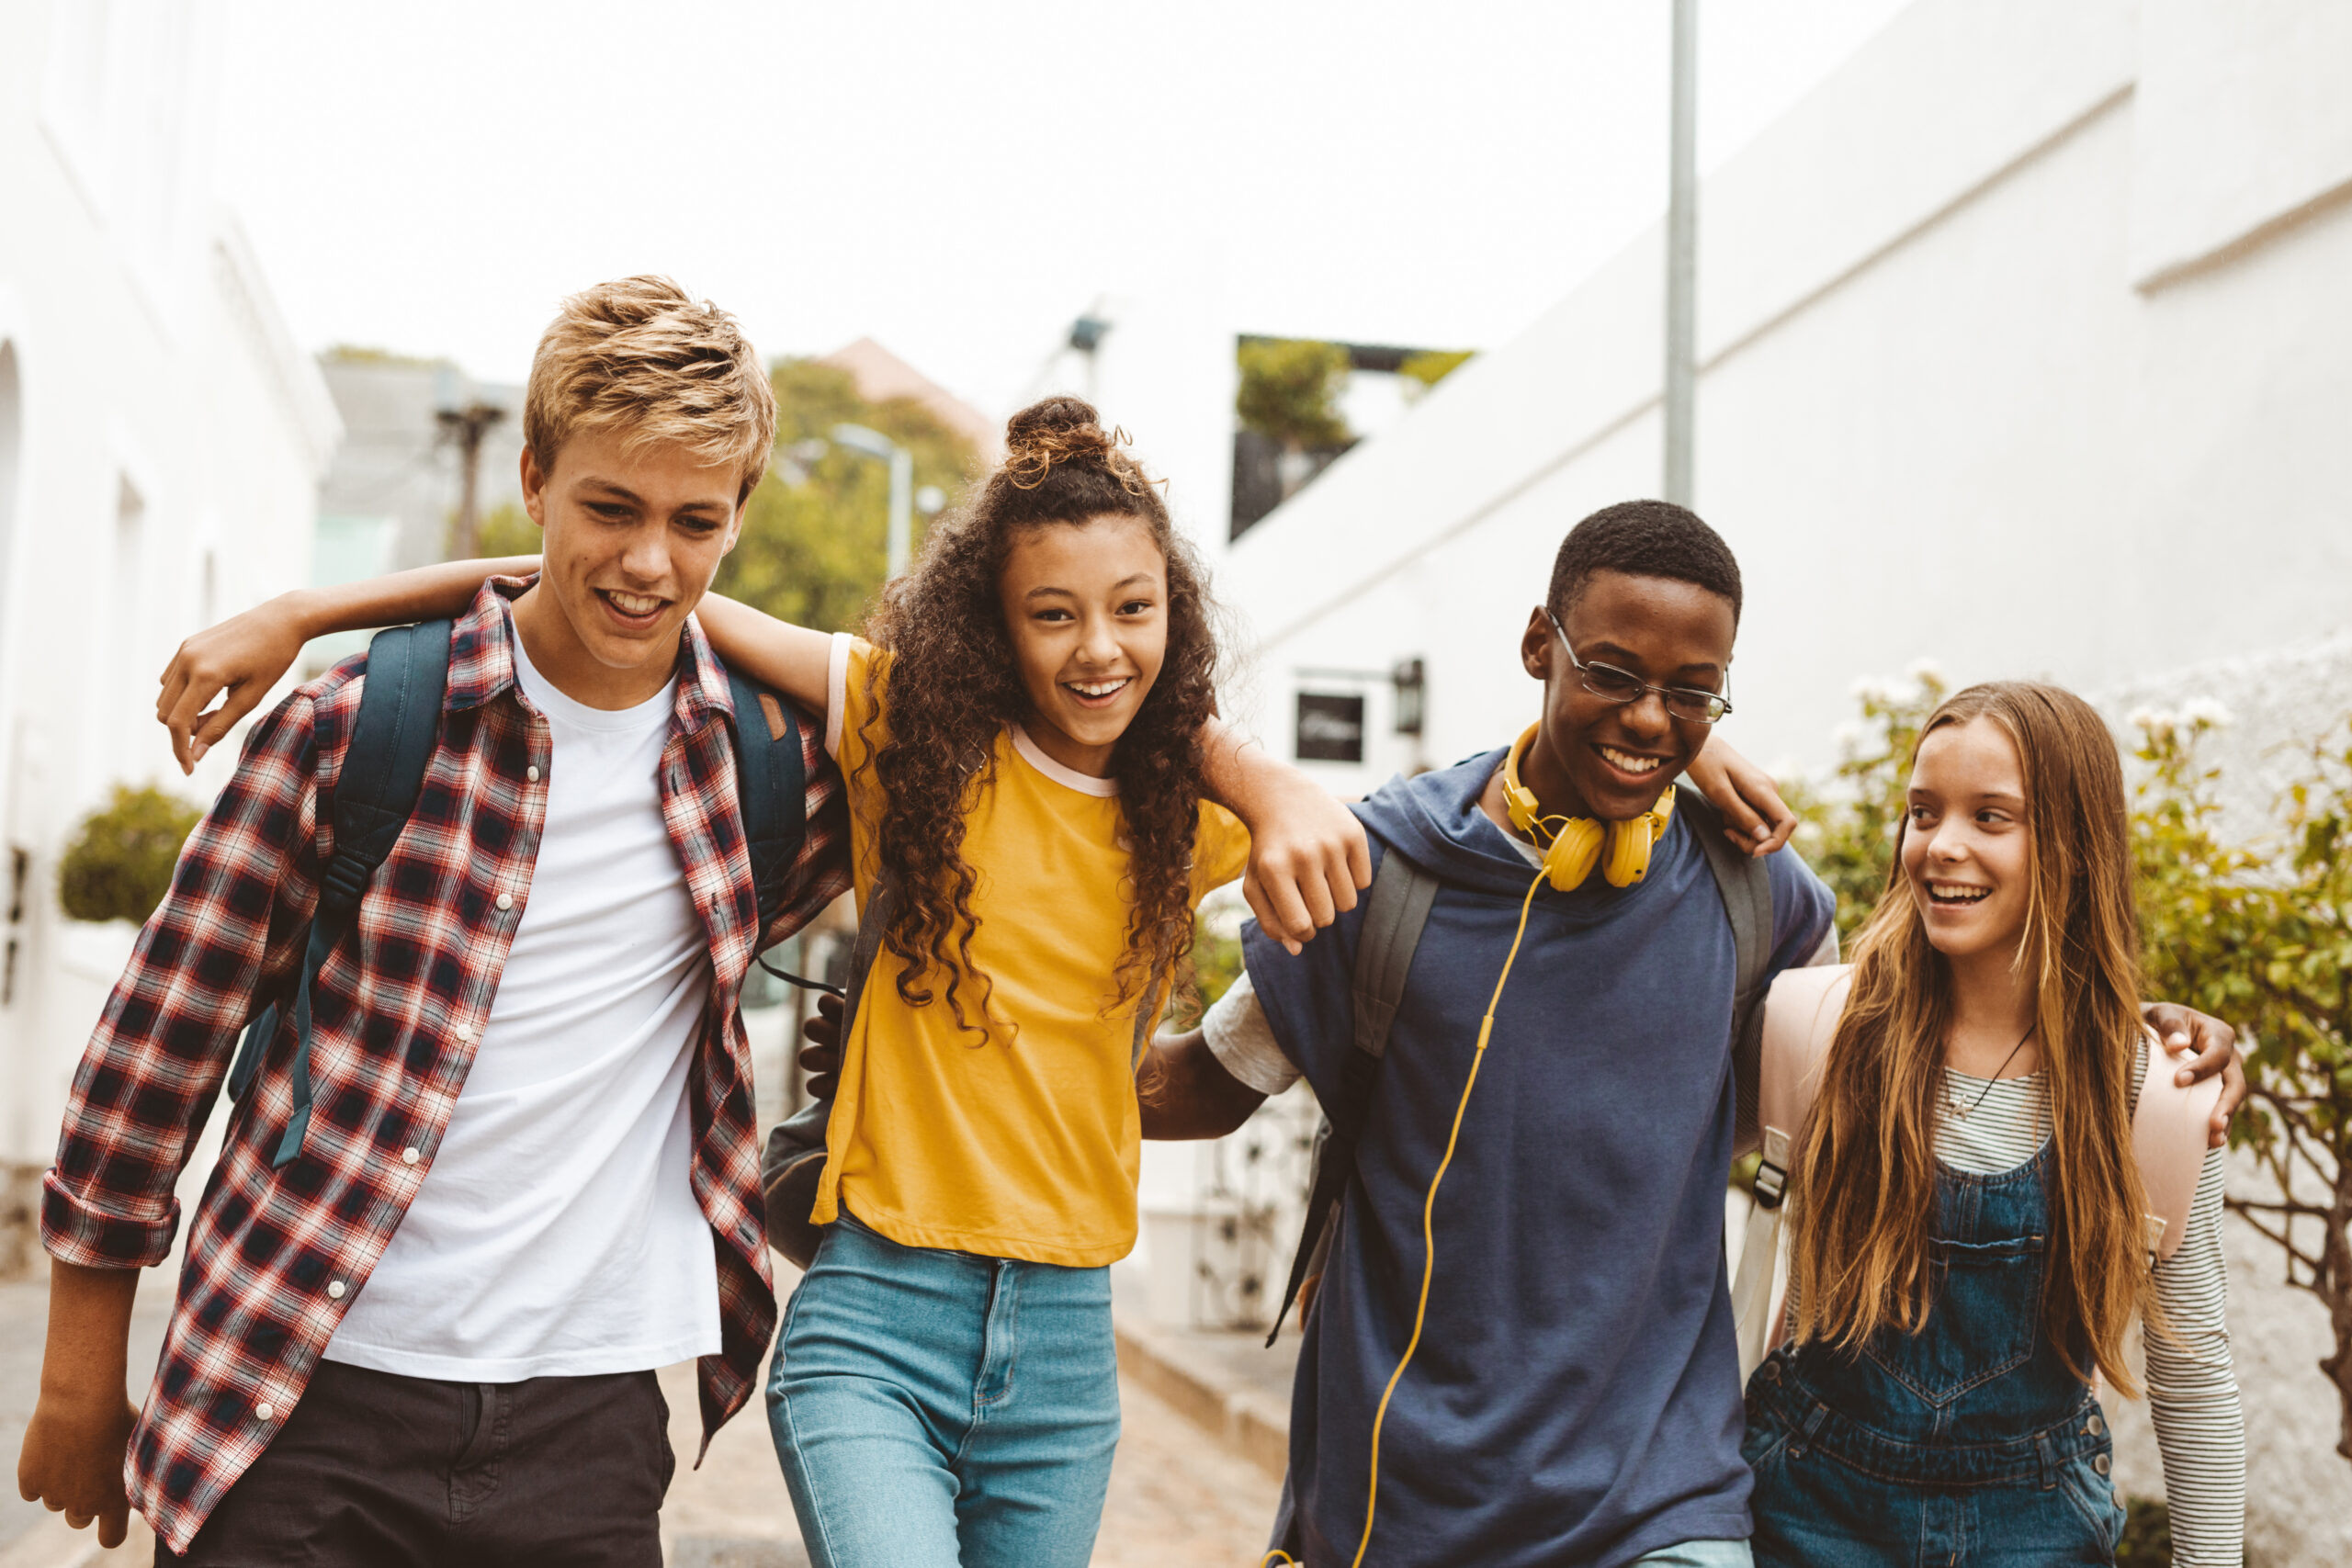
[1743,1145,2130,1567]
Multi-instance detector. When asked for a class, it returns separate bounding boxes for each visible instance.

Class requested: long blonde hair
[1786,682,2153,1393]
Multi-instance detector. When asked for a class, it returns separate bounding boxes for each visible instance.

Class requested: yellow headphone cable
[1264,739,1670,1567]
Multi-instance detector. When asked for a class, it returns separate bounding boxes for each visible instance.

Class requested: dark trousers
[161,1359,674,1567]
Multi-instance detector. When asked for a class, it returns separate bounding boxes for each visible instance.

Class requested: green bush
[57,784,202,925]
[2116,1495,2174,1566]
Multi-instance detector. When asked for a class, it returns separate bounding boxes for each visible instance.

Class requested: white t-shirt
[324,634,722,1382]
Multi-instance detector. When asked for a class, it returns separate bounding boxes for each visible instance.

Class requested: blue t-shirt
[1243,750,1834,1568]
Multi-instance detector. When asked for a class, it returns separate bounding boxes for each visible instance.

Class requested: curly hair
[859,395,1221,1037]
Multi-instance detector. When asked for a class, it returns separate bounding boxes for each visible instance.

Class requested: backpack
[224,619,816,1168]
[755,875,1159,1269]
[1728,963,2223,1380]
[1263,781,1781,1348]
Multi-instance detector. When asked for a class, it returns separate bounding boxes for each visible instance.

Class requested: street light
[831,423,914,579]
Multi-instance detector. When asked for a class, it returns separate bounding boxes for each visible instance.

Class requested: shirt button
[2086,1414,2104,1436]
[526,765,541,783]
[255,1403,276,1421]
[495,893,514,911]
[2093,1453,2111,1476]
[326,1280,346,1300]
[401,1146,421,1166]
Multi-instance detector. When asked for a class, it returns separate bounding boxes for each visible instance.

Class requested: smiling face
[1517,569,1736,821]
[1901,716,2033,962]
[995,514,1169,777]
[515,429,746,707]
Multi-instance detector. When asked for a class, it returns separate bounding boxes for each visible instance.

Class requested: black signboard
[1295,692,1366,763]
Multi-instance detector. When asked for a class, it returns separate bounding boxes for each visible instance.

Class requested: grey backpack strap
[1266,849,1439,1346]
[1676,784,1776,1155]
[761,872,900,1268]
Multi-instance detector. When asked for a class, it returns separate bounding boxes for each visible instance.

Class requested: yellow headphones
[1499,724,1675,890]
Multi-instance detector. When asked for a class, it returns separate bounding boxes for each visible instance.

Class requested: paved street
[4,1267,1280,1568]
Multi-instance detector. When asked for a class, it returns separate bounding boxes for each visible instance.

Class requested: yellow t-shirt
[811,634,1251,1266]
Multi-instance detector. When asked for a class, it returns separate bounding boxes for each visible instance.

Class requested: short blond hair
[524,276,775,502]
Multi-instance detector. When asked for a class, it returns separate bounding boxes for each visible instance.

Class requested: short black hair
[1546,499,1742,626]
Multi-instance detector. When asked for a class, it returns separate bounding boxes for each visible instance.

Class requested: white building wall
[0,0,338,1177]
[1220,0,2352,783]
[1216,0,2352,1556]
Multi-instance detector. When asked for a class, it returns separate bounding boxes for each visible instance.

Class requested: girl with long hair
[1747,682,2243,1566]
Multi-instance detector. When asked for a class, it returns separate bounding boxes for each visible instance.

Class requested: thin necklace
[1951,1023,2036,1119]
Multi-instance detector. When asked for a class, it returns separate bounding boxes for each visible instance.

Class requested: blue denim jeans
[764,1211,1121,1568]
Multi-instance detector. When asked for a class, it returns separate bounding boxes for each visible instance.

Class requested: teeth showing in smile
[1599,745,1662,774]
[605,590,663,616]
[1067,678,1130,698]
[1928,882,1992,905]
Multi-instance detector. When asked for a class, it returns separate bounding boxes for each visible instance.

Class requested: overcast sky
[215,0,1912,416]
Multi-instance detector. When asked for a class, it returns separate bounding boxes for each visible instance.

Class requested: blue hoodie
[1243,749,1833,1568]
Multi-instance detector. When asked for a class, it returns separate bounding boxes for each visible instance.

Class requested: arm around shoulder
[692,593,835,715]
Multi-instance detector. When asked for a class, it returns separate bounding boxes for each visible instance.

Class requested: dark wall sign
[1295,692,1366,763]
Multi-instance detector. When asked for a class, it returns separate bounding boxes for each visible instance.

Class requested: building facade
[1217,3,2352,1558]
[0,0,338,1252]
[1219,0,2352,796]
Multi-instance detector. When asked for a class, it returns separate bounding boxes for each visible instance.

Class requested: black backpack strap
[724,668,810,942]
[1676,783,1775,1155]
[1266,848,1438,1347]
[234,620,450,1168]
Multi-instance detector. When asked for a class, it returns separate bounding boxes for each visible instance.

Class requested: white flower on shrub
[2178,695,2233,729]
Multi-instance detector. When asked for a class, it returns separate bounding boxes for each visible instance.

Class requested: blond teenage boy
[17,279,852,1565]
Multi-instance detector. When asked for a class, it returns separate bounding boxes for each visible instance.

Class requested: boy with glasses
[1139,501,2243,1568]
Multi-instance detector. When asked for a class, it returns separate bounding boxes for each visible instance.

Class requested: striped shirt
[1937,1044,2244,1568]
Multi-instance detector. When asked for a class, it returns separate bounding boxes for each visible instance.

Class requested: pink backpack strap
[2132,1027,2220,1263]
[1734,964,1851,1378]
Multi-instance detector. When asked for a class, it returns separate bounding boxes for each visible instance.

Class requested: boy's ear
[1520,606,1553,681]
[520,445,548,529]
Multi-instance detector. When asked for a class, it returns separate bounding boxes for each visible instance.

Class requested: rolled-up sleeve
[1202,969,1303,1098]
[41,689,326,1269]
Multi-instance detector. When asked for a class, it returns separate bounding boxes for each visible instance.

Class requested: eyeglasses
[1546,611,1733,724]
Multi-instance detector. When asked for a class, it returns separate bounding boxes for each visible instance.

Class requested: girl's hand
[154,557,531,773]
[1684,737,1798,857]
[1239,773,1371,955]
[2143,1003,2245,1148]
[155,592,317,774]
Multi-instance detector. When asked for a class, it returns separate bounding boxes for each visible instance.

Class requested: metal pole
[1663,0,1699,507]
[887,447,913,578]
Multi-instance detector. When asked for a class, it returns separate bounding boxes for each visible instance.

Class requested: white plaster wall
[1213,0,2352,1554]
[2129,0,2352,286]
[0,0,336,1170]
[1221,0,2352,780]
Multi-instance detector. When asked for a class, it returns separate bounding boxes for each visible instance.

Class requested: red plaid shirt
[40,580,848,1553]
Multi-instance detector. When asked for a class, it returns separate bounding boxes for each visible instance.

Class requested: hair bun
[1003,396,1120,488]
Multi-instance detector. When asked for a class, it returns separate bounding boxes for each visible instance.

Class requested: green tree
[715,360,978,634]
[1236,338,1352,451]
[58,785,202,925]
[2131,704,2352,1462]
[470,500,539,559]
[1397,349,1475,393]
